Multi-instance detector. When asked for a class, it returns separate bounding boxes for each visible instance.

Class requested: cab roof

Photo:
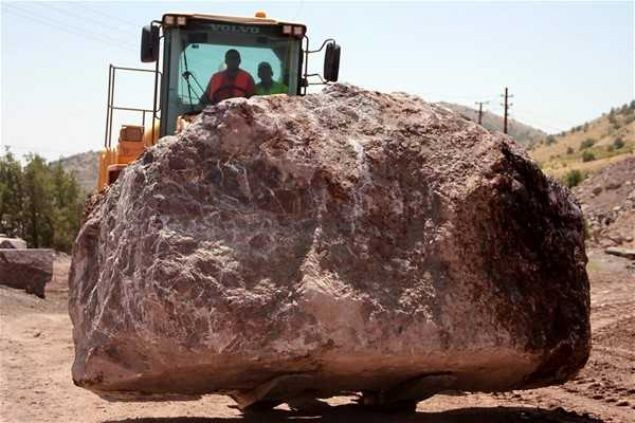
[161,12,305,27]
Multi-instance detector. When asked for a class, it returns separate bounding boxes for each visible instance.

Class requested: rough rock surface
[1,249,54,298]
[573,157,635,249]
[69,85,590,405]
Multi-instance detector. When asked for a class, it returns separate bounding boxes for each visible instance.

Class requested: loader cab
[143,12,341,138]
[99,11,341,191]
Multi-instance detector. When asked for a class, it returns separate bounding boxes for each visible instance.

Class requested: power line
[3,5,127,50]
[43,3,139,36]
[422,91,496,103]
[74,2,141,29]
[3,4,136,51]
[0,5,569,138]
[511,109,567,133]
[7,3,137,48]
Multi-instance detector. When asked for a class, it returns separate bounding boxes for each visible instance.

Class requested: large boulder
[1,248,54,298]
[69,85,590,408]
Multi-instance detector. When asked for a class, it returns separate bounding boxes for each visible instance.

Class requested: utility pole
[501,87,513,134]
[474,101,489,124]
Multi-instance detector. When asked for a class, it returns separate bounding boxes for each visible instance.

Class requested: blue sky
[1,1,633,161]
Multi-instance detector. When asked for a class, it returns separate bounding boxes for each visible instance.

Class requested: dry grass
[529,106,634,179]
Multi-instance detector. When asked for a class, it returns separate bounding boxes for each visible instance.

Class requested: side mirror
[141,24,160,63]
[323,42,341,82]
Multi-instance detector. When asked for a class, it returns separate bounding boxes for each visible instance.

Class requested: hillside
[53,151,99,194]
[572,156,634,249]
[439,102,547,146]
[528,102,635,180]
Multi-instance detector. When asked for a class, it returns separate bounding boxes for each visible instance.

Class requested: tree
[0,150,82,252]
[0,149,24,237]
[21,154,54,248]
[50,163,82,251]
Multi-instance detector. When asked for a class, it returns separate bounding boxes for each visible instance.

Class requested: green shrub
[582,151,596,162]
[613,137,625,149]
[545,135,557,145]
[608,114,617,125]
[607,145,614,152]
[563,169,585,188]
[566,146,574,155]
[579,138,596,150]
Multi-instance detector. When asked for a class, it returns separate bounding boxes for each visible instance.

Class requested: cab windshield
[162,20,303,134]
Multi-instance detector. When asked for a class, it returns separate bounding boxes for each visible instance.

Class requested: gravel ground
[1,248,633,423]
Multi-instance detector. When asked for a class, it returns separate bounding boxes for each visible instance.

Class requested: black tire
[380,399,418,414]
[241,399,282,413]
[287,397,330,413]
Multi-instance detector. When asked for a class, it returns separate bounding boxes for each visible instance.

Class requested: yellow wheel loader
[98,11,341,190]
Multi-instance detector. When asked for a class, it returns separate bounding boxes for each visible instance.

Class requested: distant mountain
[528,102,634,179]
[53,151,99,194]
[439,102,547,146]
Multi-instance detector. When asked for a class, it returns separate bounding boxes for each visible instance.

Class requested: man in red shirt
[205,49,255,104]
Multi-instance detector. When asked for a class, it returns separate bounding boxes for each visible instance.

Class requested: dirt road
[1,249,633,423]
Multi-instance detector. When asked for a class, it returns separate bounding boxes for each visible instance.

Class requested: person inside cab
[204,49,255,104]
[255,62,288,95]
